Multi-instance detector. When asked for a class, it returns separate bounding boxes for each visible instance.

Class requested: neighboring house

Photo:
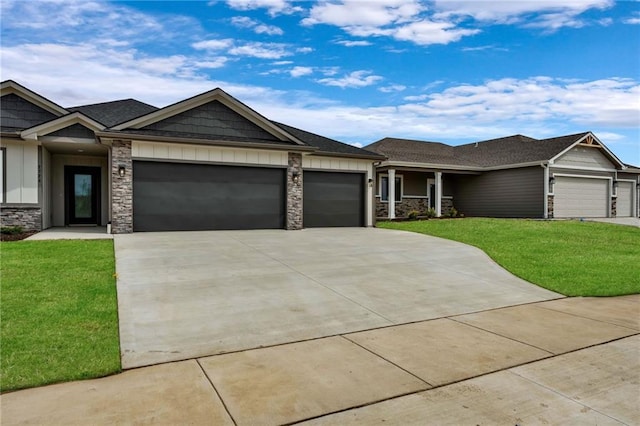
[365,133,640,219]
[0,80,384,233]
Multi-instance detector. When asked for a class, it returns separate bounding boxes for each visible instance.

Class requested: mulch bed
[0,231,38,242]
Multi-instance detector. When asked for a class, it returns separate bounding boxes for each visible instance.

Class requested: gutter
[95,131,317,153]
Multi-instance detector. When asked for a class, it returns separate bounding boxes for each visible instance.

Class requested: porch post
[435,171,442,217]
[388,168,396,219]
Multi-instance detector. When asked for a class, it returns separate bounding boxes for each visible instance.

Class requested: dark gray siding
[1,93,58,130]
[402,171,428,196]
[452,166,544,218]
[142,100,280,141]
[47,123,95,138]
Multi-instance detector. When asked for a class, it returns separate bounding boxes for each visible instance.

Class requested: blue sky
[1,0,639,164]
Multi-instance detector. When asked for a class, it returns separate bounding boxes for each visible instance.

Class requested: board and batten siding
[0,139,39,204]
[132,141,288,166]
[553,146,615,170]
[453,166,544,218]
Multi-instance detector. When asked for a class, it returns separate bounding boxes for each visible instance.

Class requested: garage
[133,161,285,232]
[554,176,609,218]
[616,181,634,217]
[303,171,364,227]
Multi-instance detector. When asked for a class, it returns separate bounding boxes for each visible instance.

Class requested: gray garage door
[554,176,608,218]
[133,161,285,232]
[616,181,634,217]
[303,171,364,227]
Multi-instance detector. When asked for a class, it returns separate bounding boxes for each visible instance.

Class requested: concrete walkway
[2,295,638,425]
[25,226,112,240]
[113,228,560,368]
[586,217,640,227]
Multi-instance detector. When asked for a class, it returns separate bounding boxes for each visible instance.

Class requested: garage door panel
[554,176,608,218]
[133,161,285,232]
[616,182,634,217]
[303,172,364,228]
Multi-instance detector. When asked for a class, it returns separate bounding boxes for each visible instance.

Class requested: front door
[65,166,100,225]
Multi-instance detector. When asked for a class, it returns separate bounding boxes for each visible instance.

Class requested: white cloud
[290,66,313,77]
[229,42,291,59]
[296,47,314,53]
[623,15,640,25]
[393,20,480,45]
[303,0,423,28]
[230,16,284,35]
[272,60,293,65]
[462,45,509,52]
[224,0,302,16]
[335,40,373,47]
[192,39,234,51]
[379,85,406,93]
[434,0,614,32]
[317,70,383,88]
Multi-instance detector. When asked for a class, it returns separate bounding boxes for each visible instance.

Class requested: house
[365,133,639,219]
[0,80,384,233]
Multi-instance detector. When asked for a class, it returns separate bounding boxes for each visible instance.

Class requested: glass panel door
[65,166,100,225]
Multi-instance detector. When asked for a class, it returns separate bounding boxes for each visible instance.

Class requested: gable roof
[111,87,306,146]
[20,111,106,140]
[0,80,68,117]
[274,122,384,159]
[364,131,626,169]
[68,99,158,127]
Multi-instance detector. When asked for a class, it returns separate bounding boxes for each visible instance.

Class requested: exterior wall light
[291,170,300,183]
[548,176,555,185]
[612,180,618,189]
[368,178,373,187]
[118,165,126,177]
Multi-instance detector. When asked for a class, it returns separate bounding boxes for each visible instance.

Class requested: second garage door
[303,171,364,227]
[554,176,609,218]
[616,181,634,217]
[133,161,285,232]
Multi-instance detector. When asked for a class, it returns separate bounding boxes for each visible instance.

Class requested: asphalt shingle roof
[274,122,384,159]
[68,99,159,128]
[365,132,590,168]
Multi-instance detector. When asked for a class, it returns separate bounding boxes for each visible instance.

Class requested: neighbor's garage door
[616,181,634,217]
[554,176,608,218]
[303,171,364,227]
[133,161,285,232]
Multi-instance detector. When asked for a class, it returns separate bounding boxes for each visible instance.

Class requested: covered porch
[374,166,476,220]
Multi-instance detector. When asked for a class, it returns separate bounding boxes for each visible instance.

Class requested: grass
[1,240,121,392]
[378,218,640,297]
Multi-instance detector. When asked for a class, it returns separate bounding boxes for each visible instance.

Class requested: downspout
[542,163,549,219]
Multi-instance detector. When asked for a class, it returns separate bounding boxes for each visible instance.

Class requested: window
[381,175,402,202]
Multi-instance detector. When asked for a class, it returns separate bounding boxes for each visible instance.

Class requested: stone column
[611,197,617,218]
[286,152,303,230]
[388,169,396,219]
[547,195,554,219]
[111,140,133,233]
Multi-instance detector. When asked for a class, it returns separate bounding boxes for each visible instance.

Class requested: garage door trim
[552,173,611,218]
[615,179,636,217]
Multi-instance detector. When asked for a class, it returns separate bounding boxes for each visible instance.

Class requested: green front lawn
[378,218,640,297]
[1,240,121,392]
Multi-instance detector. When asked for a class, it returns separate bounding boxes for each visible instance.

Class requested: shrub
[425,208,437,218]
[1,226,24,235]
[407,210,419,220]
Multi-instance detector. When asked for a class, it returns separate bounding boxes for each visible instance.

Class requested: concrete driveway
[114,228,560,368]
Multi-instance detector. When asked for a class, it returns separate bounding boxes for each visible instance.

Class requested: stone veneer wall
[547,195,554,218]
[611,197,616,217]
[111,140,133,233]
[286,152,302,230]
[375,197,454,218]
[0,205,42,231]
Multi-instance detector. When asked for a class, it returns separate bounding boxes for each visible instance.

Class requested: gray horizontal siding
[1,93,57,129]
[143,100,279,141]
[453,166,544,218]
